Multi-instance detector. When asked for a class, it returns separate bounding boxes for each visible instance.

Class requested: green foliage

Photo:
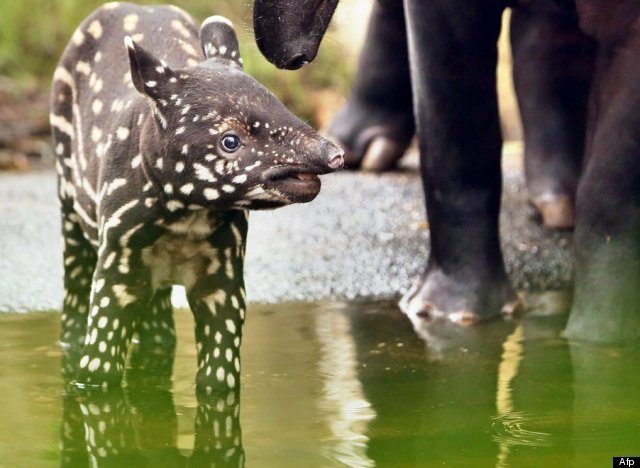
[0,0,353,125]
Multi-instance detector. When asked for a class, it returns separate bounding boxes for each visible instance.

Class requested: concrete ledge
[0,165,572,312]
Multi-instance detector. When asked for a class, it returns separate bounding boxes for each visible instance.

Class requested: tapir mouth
[262,166,323,203]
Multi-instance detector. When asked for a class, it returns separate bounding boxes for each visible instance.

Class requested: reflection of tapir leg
[190,392,244,467]
[345,304,513,465]
[74,389,141,466]
[60,394,89,468]
[565,15,640,343]
[127,384,185,466]
[327,0,414,171]
[510,4,595,229]
[400,0,518,323]
[569,345,640,461]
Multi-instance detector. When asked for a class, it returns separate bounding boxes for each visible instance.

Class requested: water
[1,299,639,467]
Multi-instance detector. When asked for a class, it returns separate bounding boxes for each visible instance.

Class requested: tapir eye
[220,134,241,153]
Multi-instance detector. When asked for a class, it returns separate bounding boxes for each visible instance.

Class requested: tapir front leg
[129,287,176,376]
[566,26,640,343]
[75,246,153,388]
[400,0,518,322]
[188,256,246,395]
[187,216,248,395]
[328,0,414,171]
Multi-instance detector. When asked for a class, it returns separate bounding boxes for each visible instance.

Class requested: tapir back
[51,3,204,243]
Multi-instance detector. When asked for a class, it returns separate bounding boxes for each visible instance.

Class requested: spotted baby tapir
[50,2,343,391]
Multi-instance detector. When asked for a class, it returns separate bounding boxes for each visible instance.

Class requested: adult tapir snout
[253,0,339,70]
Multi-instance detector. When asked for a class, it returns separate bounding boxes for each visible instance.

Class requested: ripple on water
[490,411,553,447]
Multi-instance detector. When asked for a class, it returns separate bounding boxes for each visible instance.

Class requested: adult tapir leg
[327,0,414,171]
[510,3,595,229]
[565,26,640,343]
[400,0,518,322]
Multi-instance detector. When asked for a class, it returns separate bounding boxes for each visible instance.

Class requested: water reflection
[333,295,640,466]
[316,306,376,467]
[1,303,638,466]
[60,366,243,467]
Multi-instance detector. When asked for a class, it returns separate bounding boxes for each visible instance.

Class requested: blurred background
[0,0,521,171]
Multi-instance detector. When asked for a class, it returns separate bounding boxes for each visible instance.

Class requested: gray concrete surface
[0,164,572,312]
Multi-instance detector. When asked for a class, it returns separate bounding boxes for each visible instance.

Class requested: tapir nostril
[328,151,345,170]
[284,54,309,70]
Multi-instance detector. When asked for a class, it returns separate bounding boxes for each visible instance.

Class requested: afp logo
[615,457,640,467]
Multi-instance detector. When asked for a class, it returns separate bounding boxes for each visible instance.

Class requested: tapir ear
[124,36,175,97]
[200,16,243,68]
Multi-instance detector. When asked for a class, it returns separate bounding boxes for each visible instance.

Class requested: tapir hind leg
[510,3,595,229]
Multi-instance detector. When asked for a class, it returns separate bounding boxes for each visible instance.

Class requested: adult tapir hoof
[328,103,414,172]
[360,136,409,171]
[532,193,575,230]
[323,0,414,172]
[399,267,522,325]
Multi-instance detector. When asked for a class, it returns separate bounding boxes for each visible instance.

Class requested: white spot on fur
[131,154,142,169]
[116,127,130,140]
[87,20,103,39]
[93,78,103,93]
[91,126,102,143]
[80,355,89,368]
[167,200,185,211]
[179,40,198,57]
[123,14,139,32]
[106,178,127,196]
[113,284,136,307]
[227,373,236,388]
[203,188,219,200]
[75,61,91,76]
[92,99,103,114]
[180,183,194,195]
[171,19,191,38]
[72,29,85,46]
[194,163,217,183]
[50,114,74,137]
[88,357,101,372]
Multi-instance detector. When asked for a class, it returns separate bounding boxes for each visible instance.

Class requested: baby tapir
[50,2,343,391]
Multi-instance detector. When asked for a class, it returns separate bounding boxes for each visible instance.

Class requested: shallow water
[1,299,638,467]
